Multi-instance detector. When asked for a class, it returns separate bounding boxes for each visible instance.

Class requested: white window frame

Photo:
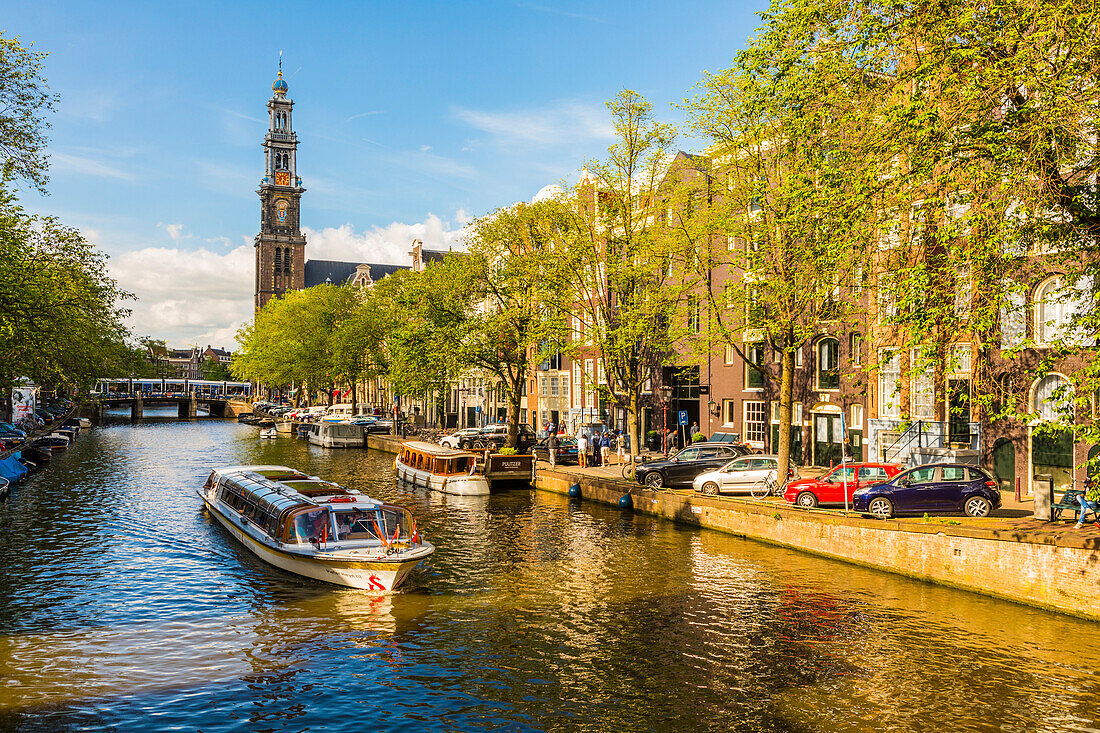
[743,401,767,446]
[879,350,901,419]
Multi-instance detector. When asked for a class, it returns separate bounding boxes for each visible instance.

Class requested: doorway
[1032,428,1073,493]
[947,379,971,445]
[813,413,842,466]
[991,438,1015,491]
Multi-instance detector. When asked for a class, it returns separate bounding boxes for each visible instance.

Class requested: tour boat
[395,441,490,496]
[306,422,365,448]
[197,465,433,591]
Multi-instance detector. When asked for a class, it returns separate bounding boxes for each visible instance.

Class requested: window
[273,247,282,275]
[907,466,936,483]
[561,375,569,398]
[858,466,888,481]
[1033,374,1073,422]
[1035,276,1093,346]
[746,343,765,390]
[954,265,971,317]
[1000,287,1027,349]
[743,401,767,444]
[688,296,700,333]
[723,399,737,425]
[942,466,967,481]
[795,346,803,368]
[879,351,901,418]
[794,402,803,424]
[851,404,864,429]
[550,377,559,397]
[540,378,548,397]
[850,334,863,366]
[725,344,735,365]
[817,338,840,390]
[911,349,934,419]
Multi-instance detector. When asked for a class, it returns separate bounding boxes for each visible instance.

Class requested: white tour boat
[198,465,433,591]
[395,441,490,496]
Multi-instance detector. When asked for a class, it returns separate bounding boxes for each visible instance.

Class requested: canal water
[1,413,1098,732]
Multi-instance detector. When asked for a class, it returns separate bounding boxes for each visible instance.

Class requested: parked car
[365,419,393,434]
[636,444,748,488]
[440,427,482,449]
[704,431,758,454]
[693,454,796,495]
[461,424,537,452]
[533,437,579,464]
[783,462,904,508]
[852,463,1002,518]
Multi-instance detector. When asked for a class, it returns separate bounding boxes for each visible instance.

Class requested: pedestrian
[548,431,559,468]
[577,432,588,468]
[1075,478,1100,529]
[689,421,699,443]
[600,432,610,467]
[589,432,599,467]
[616,431,627,464]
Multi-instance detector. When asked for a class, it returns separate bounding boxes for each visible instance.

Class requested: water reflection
[0,418,1098,732]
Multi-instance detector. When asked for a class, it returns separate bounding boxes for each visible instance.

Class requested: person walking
[590,432,600,467]
[547,431,559,468]
[600,432,610,467]
[616,431,627,465]
[577,432,588,468]
[689,421,699,443]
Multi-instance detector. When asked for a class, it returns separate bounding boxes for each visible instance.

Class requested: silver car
[439,428,481,449]
[693,454,782,495]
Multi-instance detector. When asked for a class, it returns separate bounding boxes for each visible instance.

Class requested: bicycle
[621,457,640,481]
[750,472,782,500]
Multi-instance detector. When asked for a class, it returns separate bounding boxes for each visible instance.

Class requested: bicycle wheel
[750,478,772,499]
[621,462,635,480]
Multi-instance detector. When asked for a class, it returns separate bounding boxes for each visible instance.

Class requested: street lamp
[658,385,673,454]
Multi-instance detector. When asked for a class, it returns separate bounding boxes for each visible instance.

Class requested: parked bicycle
[750,472,783,500]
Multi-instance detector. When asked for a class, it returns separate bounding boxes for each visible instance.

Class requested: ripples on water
[0,411,1098,732]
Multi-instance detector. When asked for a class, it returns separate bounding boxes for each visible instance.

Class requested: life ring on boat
[327,495,356,503]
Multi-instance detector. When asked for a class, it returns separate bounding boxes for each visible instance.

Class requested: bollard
[1015,476,1021,503]
[568,483,581,498]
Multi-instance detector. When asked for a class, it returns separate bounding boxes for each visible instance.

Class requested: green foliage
[0,34,58,193]
[0,183,133,395]
[497,446,518,456]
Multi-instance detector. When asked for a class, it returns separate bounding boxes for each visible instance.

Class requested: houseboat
[197,465,433,591]
[395,441,490,496]
[306,422,365,448]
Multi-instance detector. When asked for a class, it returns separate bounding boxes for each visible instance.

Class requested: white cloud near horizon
[106,214,468,348]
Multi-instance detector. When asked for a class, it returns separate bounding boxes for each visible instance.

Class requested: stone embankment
[368,434,1099,620]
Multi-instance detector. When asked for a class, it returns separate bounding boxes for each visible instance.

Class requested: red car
[783,462,904,508]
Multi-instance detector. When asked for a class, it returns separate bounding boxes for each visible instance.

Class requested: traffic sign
[679,410,689,426]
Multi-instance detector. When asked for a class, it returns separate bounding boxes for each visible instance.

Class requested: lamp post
[658,385,673,454]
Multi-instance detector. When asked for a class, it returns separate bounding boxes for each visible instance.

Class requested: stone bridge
[88,394,234,421]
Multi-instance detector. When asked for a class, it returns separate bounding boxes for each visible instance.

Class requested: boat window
[333,509,383,541]
[292,509,332,543]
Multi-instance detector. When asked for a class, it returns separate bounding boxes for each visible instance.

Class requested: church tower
[255,63,306,310]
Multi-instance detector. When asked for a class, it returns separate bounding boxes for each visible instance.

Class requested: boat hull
[198,489,430,591]
[275,421,295,433]
[394,457,490,495]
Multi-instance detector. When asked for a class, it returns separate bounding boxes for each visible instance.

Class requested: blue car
[852,463,1001,519]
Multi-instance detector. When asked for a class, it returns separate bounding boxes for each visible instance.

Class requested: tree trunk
[628,390,639,463]
[350,377,357,418]
[777,347,795,489]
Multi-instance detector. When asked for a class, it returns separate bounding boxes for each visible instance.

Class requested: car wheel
[868,497,893,519]
[796,491,819,509]
[702,481,719,496]
[644,472,664,488]
[964,495,992,517]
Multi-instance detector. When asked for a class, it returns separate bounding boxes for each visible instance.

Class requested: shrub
[498,446,518,455]
[692,432,706,443]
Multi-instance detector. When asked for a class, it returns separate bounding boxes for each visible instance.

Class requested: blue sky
[8,0,768,346]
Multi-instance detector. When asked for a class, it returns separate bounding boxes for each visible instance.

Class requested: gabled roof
[303,259,409,288]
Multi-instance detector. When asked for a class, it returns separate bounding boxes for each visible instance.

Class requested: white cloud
[452,101,614,147]
[455,208,472,225]
[420,144,432,152]
[107,214,468,348]
[159,223,186,243]
[52,152,136,181]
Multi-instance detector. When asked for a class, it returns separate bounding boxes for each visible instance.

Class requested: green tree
[550,90,684,461]
[0,34,57,192]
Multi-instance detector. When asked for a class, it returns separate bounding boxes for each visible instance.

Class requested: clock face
[276,199,289,224]
[275,171,290,186]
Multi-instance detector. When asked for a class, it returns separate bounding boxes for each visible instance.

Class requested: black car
[852,463,1002,519]
[635,444,750,488]
[533,436,579,464]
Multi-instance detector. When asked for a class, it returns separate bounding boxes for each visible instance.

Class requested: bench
[1051,489,1097,523]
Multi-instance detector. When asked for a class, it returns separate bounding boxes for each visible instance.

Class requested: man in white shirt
[577,432,588,468]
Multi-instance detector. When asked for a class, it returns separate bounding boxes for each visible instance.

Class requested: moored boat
[275,420,295,434]
[395,441,490,496]
[306,422,365,448]
[260,428,278,439]
[197,465,433,591]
